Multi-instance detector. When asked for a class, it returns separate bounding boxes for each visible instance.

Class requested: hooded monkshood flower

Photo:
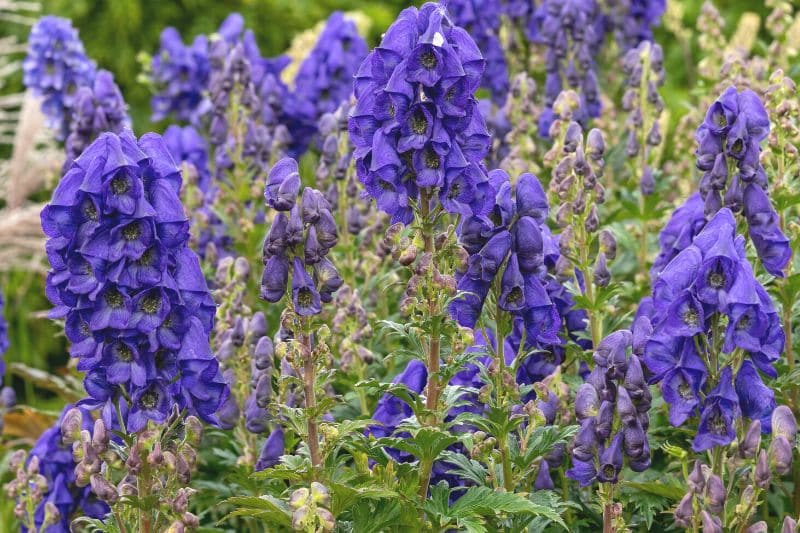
[24,405,108,532]
[527,0,604,136]
[24,16,97,140]
[149,26,211,123]
[642,208,784,450]
[566,327,652,486]
[452,170,560,346]
[289,12,368,152]
[64,69,130,167]
[40,130,229,433]
[694,86,790,277]
[260,158,343,312]
[446,0,509,105]
[349,2,494,224]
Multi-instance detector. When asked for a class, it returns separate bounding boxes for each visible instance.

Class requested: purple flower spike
[265,158,302,211]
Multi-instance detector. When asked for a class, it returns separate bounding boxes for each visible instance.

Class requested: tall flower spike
[260,158,343,313]
[605,0,666,52]
[149,26,211,123]
[24,16,97,140]
[349,2,493,224]
[694,86,790,277]
[41,130,229,433]
[567,327,652,486]
[289,12,368,152]
[642,208,785,450]
[527,0,604,136]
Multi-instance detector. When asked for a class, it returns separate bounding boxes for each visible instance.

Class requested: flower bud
[593,253,611,288]
[318,507,335,531]
[705,474,725,514]
[782,516,798,533]
[755,449,771,488]
[773,405,797,441]
[747,521,768,533]
[90,473,119,503]
[770,435,793,475]
[60,408,84,444]
[43,501,61,527]
[290,487,310,510]
[688,461,705,493]
[674,492,693,528]
[91,418,109,454]
[700,510,722,533]
[740,419,761,459]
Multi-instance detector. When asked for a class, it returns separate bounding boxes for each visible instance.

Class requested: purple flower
[350,2,493,223]
[41,130,229,432]
[527,0,604,135]
[150,27,211,122]
[24,16,97,140]
[288,12,368,152]
[265,157,301,211]
[255,427,285,471]
[0,290,8,380]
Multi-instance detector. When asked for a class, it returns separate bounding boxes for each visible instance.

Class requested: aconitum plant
[642,208,781,450]
[40,130,229,433]
[695,86,791,276]
[349,2,494,224]
[528,0,604,136]
[23,16,97,139]
[290,12,368,149]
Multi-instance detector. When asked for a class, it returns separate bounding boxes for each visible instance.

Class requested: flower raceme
[290,12,368,151]
[641,208,782,451]
[24,16,97,140]
[40,130,229,433]
[451,170,559,346]
[567,329,653,486]
[695,86,790,277]
[261,158,343,315]
[349,2,494,224]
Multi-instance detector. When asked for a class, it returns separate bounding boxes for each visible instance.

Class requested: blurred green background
[0,0,782,411]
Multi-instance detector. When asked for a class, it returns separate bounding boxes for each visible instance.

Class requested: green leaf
[623,480,687,501]
[219,495,292,528]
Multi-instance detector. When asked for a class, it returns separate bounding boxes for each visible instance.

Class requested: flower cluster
[620,41,664,195]
[290,12,368,151]
[451,170,559,347]
[261,158,343,315]
[567,329,652,485]
[149,27,211,123]
[349,2,494,224]
[642,208,782,451]
[40,130,228,433]
[446,0,510,104]
[528,0,604,136]
[695,86,790,276]
[65,70,129,166]
[23,16,97,140]
[675,406,797,531]
[6,405,107,533]
[604,0,666,52]
[61,406,206,530]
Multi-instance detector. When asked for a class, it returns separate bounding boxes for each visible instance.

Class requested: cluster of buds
[621,41,665,195]
[696,1,727,81]
[674,406,797,532]
[61,407,205,531]
[289,482,335,531]
[567,328,652,486]
[331,286,373,372]
[5,451,59,531]
[500,73,541,178]
[764,71,800,186]
[549,111,611,290]
[399,249,456,319]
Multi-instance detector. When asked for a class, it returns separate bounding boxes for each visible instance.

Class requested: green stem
[301,330,322,479]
